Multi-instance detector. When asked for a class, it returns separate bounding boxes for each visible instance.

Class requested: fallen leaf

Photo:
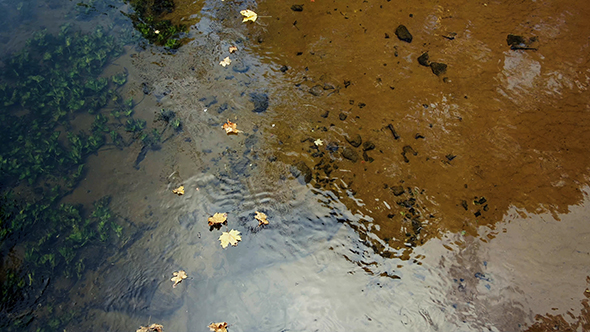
[173,185,185,195]
[219,56,231,67]
[208,212,228,226]
[229,46,238,53]
[219,229,241,248]
[137,324,163,332]
[171,270,187,288]
[240,9,258,22]
[314,139,323,146]
[222,119,242,134]
[255,211,268,226]
[208,322,228,332]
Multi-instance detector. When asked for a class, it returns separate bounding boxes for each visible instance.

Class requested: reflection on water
[2,0,590,331]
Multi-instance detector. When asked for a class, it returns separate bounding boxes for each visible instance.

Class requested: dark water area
[1,0,590,331]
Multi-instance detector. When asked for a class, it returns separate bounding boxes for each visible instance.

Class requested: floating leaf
[314,139,323,146]
[208,212,228,226]
[240,9,258,23]
[228,46,238,53]
[255,211,268,226]
[208,322,228,332]
[137,324,163,332]
[219,230,241,248]
[172,185,185,195]
[222,120,242,134]
[219,56,231,67]
[171,270,187,288]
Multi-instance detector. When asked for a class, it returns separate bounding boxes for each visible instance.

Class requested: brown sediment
[237,0,590,251]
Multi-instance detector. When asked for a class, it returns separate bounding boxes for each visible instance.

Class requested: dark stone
[249,92,269,113]
[386,124,400,139]
[430,62,447,76]
[280,65,289,72]
[417,52,430,67]
[475,197,487,205]
[346,134,362,147]
[461,200,468,210]
[198,96,218,108]
[326,142,339,152]
[474,210,481,217]
[141,82,152,95]
[362,141,375,151]
[506,34,538,50]
[362,151,374,162]
[291,4,303,11]
[391,185,404,196]
[341,147,359,162]
[401,145,417,163]
[397,198,416,208]
[291,161,312,183]
[506,34,526,47]
[443,32,457,40]
[217,103,228,114]
[395,25,413,43]
[320,110,329,118]
[309,85,324,96]
[339,113,348,121]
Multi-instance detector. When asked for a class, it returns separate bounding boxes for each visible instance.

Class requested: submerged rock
[391,185,405,196]
[291,4,303,11]
[249,92,269,113]
[430,62,447,76]
[309,85,324,96]
[342,147,359,162]
[362,141,375,151]
[346,134,362,148]
[291,161,312,183]
[418,52,430,67]
[395,25,413,43]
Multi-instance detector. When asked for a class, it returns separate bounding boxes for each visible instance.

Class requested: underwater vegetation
[0,23,148,331]
[123,0,189,48]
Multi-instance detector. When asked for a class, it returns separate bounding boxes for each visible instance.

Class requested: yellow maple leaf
[219,229,241,248]
[208,212,228,226]
[172,185,184,195]
[171,270,187,288]
[219,56,231,67]
[208,322,228,332]
[240,9,258,22]
[137,324,163,332]
[222,119,242,134]
[255,211,268,226]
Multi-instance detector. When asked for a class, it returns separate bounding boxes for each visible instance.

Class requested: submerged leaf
[255,211,268,226]
[219,56,231,67]
[136,324,163,332]
[208,212,228,226]
[172,185,185,195]
[222,120,242,134]
[219,229,241,248]
[208,322,228,332]
[240,9,258,22]
[171,270,187,288]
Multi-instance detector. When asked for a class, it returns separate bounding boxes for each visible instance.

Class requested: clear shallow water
[2,0,590,331]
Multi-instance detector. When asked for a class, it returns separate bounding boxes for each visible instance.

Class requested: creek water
[2,0,590,331]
